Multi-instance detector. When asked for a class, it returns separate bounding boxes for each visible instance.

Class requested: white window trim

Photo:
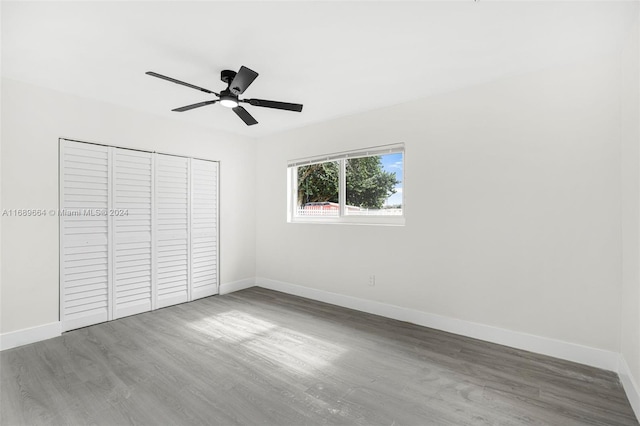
[287,144,405,226]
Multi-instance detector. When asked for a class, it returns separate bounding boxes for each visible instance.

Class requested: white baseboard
[619,355,640,421]
[219,277,256,295]
[1,280,256,352]
[0,321,61,351]
[255,277,620,372]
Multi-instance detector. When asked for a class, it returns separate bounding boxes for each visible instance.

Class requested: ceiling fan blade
[229,66,259,95]
[232,106,258,126]
[245,98,303,112]
[146,71,218,95]
[172,100,218,112]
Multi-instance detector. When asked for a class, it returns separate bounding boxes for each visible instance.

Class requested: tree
[297,156,398,209]
[297,161,339,204]
[346,156,398,209]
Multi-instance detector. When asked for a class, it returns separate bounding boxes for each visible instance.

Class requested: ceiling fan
[146,66,303,126]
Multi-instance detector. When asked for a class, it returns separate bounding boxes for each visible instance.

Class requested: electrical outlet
[368,275,376,286]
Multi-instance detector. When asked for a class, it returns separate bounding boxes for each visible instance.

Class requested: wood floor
[1,287,637,426]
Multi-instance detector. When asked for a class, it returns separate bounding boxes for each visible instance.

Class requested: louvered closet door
[60,140,111,332]
[112,149,153,319]
[190,159,219,300]
[155,154,190,308]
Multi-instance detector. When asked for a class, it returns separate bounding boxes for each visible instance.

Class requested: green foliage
[346,157,398,209]
[297,161,339,204]
[297,156,398,209]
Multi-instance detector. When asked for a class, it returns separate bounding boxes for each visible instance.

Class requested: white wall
[620,4,640,403]
[0,78,257,334]
[256,54,623,353]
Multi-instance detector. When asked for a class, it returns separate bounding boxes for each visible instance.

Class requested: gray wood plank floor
[1,287,638,426]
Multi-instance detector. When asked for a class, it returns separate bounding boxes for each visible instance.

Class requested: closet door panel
[113,149,153,319]
[60,140,110,332]
[155,154,190,308]
[190,159,218,300]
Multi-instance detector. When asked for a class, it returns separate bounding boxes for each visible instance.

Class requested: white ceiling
[2,1,636,138]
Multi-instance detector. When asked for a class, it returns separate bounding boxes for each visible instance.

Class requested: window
[288,144,404,225]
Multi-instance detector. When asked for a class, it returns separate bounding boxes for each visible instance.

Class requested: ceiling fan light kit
[146,66,303,126]
[219,93,239,108]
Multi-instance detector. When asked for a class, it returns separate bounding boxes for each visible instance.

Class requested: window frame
[287,144,405,226]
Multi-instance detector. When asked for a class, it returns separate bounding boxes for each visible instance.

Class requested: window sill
[288,216,405,227]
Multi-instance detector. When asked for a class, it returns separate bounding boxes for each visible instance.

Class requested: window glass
[345,153,402,216]
[295,161,339,217]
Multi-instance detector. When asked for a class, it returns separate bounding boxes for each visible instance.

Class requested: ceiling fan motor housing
[221,69,245,95]
[221,69,237,85]
[219,89,239,107]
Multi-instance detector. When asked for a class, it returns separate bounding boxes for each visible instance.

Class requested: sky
[380,153,403,207]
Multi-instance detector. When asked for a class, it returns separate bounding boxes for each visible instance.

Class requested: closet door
[190,159,219,300]
[61,141,220,331]
[59,140,111,332]
[155,154,190,308]
[112,149,153,319]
